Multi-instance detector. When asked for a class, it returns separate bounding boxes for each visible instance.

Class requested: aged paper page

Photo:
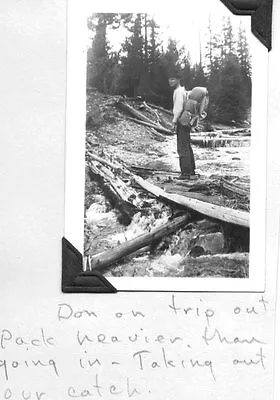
[0,0,279,399]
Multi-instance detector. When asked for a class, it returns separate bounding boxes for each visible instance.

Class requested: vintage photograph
[82,2,254,283]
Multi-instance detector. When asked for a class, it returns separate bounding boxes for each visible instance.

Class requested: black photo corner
[62,0,273,294]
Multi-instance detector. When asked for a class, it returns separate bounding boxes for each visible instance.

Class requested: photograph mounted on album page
[63,0,271,293]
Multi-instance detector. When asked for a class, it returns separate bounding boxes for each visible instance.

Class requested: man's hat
[168,66,181,79]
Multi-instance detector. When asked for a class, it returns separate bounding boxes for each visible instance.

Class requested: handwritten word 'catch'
[67,374,144,398]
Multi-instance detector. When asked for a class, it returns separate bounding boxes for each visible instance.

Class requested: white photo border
[64,0,267,292]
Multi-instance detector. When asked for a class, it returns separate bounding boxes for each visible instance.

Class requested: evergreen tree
[149,17,161,66]
[237,22,251,79]
[138,13,150,96]
[157,38,184,108]
[120,14,144,96]
[216,54,247,123]
[192,63,207,87]
[147,17,164,103]
[222,17,235,56]
[181,52,194,90]
[205,19,223,120]
[87,13,122,93]
[237,22,252,112]
[205,16,214,74]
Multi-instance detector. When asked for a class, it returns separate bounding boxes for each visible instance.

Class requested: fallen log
[86,152,249,227]
[87,214,190,272]
[195,128,250,136]
[87,152,142,187]
[87,165,134,226]
[218,128,251,136]
[142,101,161,124]
[142,102,172,130]
[147,128,167,142]
[117,101,173,135]
[190,130,250,138]
[221,178,250,199]
[191,136,250,147]
[127,117,167,140]
[89,160,142,209]
[146,102,173,116]
[87,159,143,228]
[161,184,223,204]
[133,175,250,228]
[87,151,124,172]
[129,165,179,175]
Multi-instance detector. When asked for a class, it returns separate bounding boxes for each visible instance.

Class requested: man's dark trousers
[176,123,195,175]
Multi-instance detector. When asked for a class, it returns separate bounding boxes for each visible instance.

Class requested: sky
[85,0,251,63]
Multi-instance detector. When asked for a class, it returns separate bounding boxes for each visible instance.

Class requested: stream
[146,135,250,183]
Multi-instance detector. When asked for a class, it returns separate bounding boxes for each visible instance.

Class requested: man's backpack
[178,86,209,127]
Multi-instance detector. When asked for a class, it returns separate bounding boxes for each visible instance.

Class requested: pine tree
[222,17,235,56]
[120,14,145,96]
[147,17,164,103]
[204,18,223,120]
[87,13,122,93]
[205,16,214,74]
[181,52,194,90]
[149,17,161,66]
[237,22,252,113]
[237,22,251,78]
[157,38,184,108]
[138,13,150,97]
[217,54,247,123]
[193,63,207,87]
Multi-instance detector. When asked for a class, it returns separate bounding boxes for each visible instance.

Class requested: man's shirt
[172,85,187,124]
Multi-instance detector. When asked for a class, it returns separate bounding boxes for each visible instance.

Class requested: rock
[189,245,205,258]
[191,232,225,255]
[195,219,222,233]
[181,253,249,278]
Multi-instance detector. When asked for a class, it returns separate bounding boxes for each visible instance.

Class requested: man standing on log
[169,71,196,180]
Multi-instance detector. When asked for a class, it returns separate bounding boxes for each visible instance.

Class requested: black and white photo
[65,0,267,291]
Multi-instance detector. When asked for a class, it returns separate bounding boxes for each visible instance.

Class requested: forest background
[86,12,252,125]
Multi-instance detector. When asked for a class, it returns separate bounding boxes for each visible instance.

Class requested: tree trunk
[133,175,250,228]
[117,101,173,135]
[221,178,250,199]
[88,160,142,210]
[88,214,190,272]
[147,102,173,116]
[190,136,250,147]
[127,117,168,138]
